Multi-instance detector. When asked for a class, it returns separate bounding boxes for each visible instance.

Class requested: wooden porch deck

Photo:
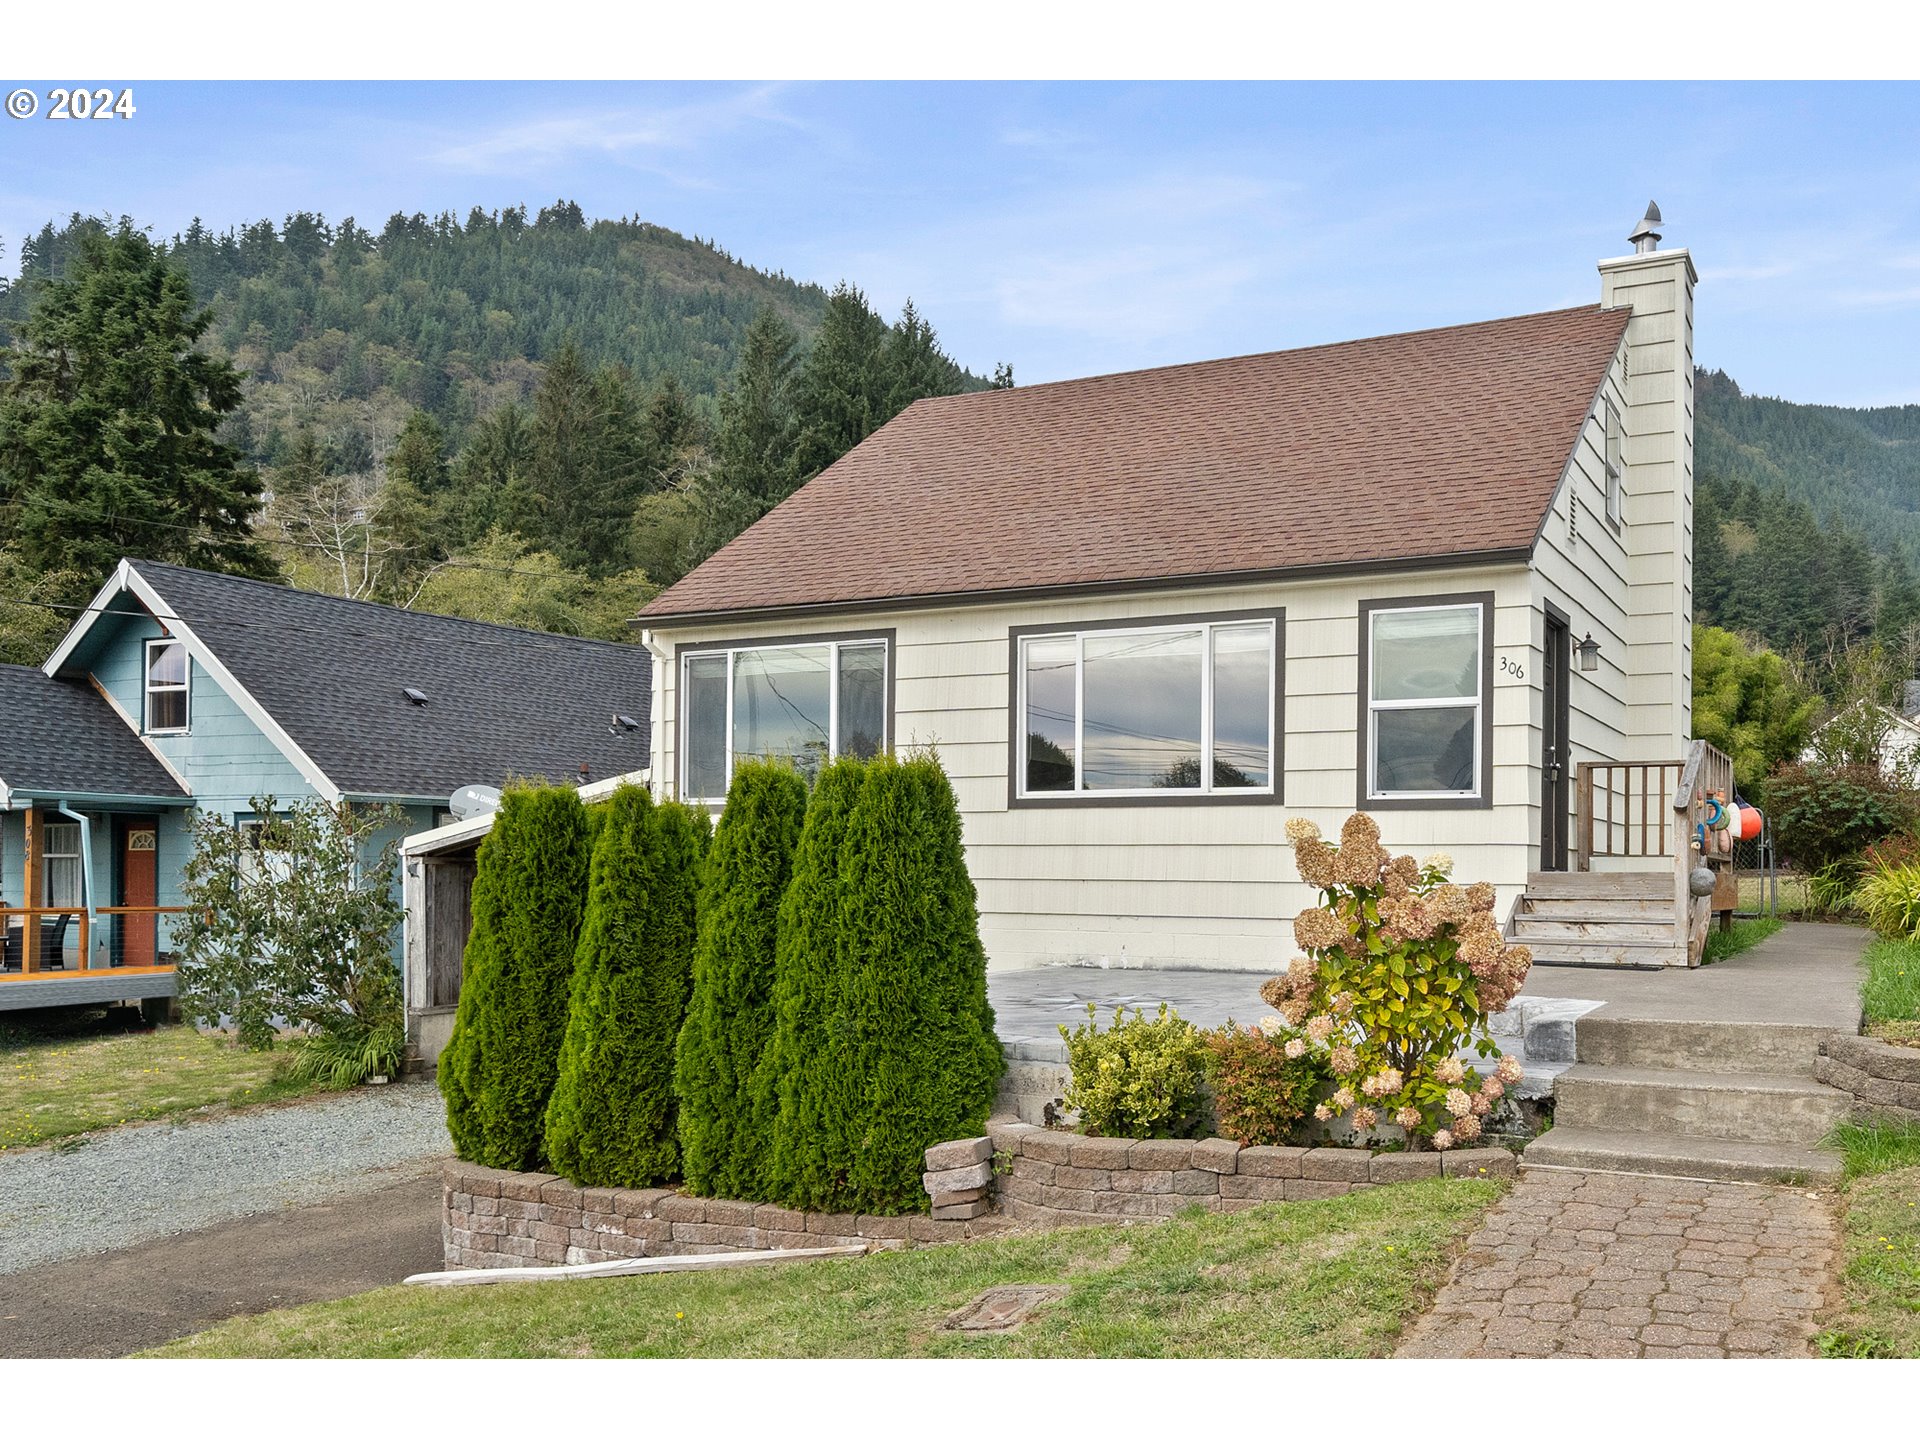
[0,965,176,1011]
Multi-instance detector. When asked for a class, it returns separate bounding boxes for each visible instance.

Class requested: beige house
[637,214,1713,971]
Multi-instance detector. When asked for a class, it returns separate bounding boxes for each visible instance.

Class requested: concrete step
[1522,938,1688,968]
[1517,899,1676,922]
[1523,1125,1844,1186]
[1525,871,1672,900]
[1512,917,1680,944]
[1577,1015,1836,1076]
[1553,1063,1853,1145]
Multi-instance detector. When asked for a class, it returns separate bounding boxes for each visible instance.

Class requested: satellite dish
[449,784,503,822]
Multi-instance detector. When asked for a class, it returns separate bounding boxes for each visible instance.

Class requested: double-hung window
[679,635,890,803]
[1014,614,1279,800]
[41,820,84,907]
[1363,598,1489,805]
[1604,400,1625,528]
[144,638,190,734]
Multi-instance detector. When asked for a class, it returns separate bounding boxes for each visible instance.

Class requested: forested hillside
[1696,369,1920,659]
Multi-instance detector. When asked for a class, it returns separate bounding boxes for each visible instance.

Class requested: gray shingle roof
[0,664,186,801]
[127,562,653,800]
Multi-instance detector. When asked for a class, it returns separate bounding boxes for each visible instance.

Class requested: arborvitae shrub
[759,756,868,1212]
[674,761,808,1198]
[439,783,592,1171]
[543,786,707,1187]
[837,753,1003,1213]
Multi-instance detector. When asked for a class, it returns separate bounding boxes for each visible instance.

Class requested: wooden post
[21,809,41,974]
[1575,763,1595,871]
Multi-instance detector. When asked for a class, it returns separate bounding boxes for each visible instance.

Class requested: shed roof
[643,304,1630,623]
[0,664,186,803]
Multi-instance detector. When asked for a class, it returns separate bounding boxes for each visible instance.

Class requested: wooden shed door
[425,857,477,1008]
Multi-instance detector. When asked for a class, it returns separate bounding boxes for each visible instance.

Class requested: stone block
[655,1193,710,1223]
[1010,1157,1056,1186]
[707,1199,758,1228]
[528,1220,571,1245]
[1052,1165,1111,1192]
[1523,1016,1578,1064]
[578,1187,620,1216]
[1129,1139,1199,1170]
[924,1161,994,1195]
[1219,1174,1289,1202]
[753,1204,808,1232]
[1300,1148,1371,1183]
[998,1175,1047,1206]
[672,1222,754,1248]
[469,1213,507,1236]
[925,1135,994,1170]
[471,1195,501,1218]
[761,1229,816,1249]
[1285,1179,1351,1200]
[907,1216,972,1244]
[857,1214,912,1240]
[444,1160,502,1199]
[1237,1146,1307,1179]
[1442,1147,1516,1179]
[532,1240,567,1263]
[540,1176,585,1203]
[1021,1131,1077,1165]
[1191,1138,1242,1174]
[1069,1136,1136,1170]
[986,1117,1038,1154]
[1370,1152,1443,1184]
[932,1185,989,1206]
[934,1198,991,1221]
[1154,1193,1220,1216]
[614,1188,672,1219]
[536,1202,583,1227]
[1172,1168,1220,1195]
[449,1190,474,1214]
[806,1211,862,1236]
[1110,1168,1175,1194]
[498,1171,559,1202]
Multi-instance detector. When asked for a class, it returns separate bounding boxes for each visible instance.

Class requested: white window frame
[143,637,191,735]
[237,816,297,883]
[1365,601,1485,803]
[1603,399,1625,528]
[41,819,84,906]
[1013,616,1279,801]
[678,635,891,804]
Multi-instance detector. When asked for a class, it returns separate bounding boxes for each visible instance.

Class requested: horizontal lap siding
[645,561,1544,971]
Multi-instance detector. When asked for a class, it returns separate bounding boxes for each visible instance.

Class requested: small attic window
[403,687,430,707]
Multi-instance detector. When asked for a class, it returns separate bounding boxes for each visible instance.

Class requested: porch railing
[0,906,186,977]
[1574,760,1683,869]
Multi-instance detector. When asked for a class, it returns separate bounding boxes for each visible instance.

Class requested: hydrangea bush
[1264,813,1530,1150]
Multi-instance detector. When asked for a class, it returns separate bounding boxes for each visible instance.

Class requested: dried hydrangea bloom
[1395,1106,1422,1129]
[1465,881,1497,912]
[1314,1103,1333,1122]
[1433,1056,1467,1085]
[1292,905,1345,952]
[1382,869,1413,901]
[1459,926,1503,967]
[1257,1015,1284,1037]
[1305,1014,1336,1044]
[1329,1045,1358,1075]
[1330,1087,1356,1111]
[1444,1087,1474,1118]
[1422,851,1455,876]
[1481,1076,1505,1101]
[1285,1037,1308,1060]
[1329,991,1356,1016]
[1334,834,1387,887]
[1504,943,1533,974]
[1288,954,1316,984]
[1387,853,1421,885]
[1431,1128,1455,1150]
[1279,998,1312,1028]
[1259,976,1291,1010]
[1471,1091,1493,1116]
[1352,1106,1379,1131]
[1294,837,1339,888]
[1428,884,1474,926]
[1284,815,1323,845]
[1495,1053,1525,1086]
[1340,811,1382,847]
[1452,1113,1482,1141]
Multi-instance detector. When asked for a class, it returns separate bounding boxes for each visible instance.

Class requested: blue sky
[3,81,1918,404]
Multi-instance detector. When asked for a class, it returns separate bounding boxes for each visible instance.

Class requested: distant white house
[1801,697,1920,781]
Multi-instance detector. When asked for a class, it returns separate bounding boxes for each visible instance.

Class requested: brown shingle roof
[642,304,1630,623]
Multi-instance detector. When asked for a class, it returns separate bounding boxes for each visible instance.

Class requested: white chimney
[1597,203,1697,761]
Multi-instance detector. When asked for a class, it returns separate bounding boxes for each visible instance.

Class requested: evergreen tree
[636,374,704,492]
[0,225,275,581]
[760,755,868,1211]
[545,786,707,1187]
[835,754,1002,1213]
[674,761,809,1198]
[274,427,331,499]
[692,307,799,560]
[439,784,592,1171]
[783,282,891,487]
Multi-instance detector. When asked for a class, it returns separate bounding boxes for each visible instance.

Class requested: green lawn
[1862,937,1920,1046]
[150,1178,1502,1359]
[0,1010,315,1152]
[1701,915,1784,965]
[1818,1159,1920,1359]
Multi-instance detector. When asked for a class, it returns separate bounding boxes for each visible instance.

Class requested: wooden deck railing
[1574,760,1683,869]
[0,905,186,979]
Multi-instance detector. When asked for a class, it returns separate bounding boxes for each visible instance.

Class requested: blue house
[0,558,651,1013]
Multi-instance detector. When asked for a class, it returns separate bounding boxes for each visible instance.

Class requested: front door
[118,818,159,967]
[1540,613,1571,871]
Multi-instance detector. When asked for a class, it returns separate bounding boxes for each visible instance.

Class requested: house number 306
[1499,655,1526,682]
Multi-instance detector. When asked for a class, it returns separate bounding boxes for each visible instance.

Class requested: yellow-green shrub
[1059,1004,1211,1140]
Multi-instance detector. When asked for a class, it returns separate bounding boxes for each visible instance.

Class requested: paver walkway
[1397,1167,1840,1357]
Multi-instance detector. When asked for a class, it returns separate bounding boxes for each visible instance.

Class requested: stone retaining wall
[443,1127,1516,1270]
[1814,1033,1920,1127]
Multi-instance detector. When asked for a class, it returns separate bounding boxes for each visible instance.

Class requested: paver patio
[1396,1166,1840,1357]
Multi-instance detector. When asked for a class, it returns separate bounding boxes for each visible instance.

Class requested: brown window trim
[671,628,896,802]
[1356,591,1495,812]
[1006,608,1285,810]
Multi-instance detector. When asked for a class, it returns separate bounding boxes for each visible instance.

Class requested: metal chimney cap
[1628,201,1663,253]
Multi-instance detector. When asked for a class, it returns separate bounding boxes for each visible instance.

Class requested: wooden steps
[1511,871,1685,969]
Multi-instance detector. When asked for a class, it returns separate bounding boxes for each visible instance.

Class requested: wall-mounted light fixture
[1575,632,1601,673]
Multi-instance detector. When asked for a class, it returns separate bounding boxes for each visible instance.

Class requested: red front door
[120,819,159,967]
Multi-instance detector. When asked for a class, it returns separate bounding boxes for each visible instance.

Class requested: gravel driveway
[0,1084,451,1275]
